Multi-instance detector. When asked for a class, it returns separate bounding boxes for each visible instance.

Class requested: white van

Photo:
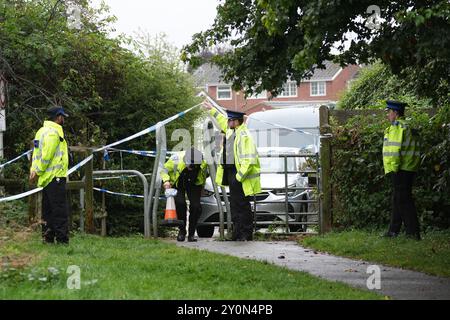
[246,107,320,151]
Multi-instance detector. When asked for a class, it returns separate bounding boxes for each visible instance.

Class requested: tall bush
[0,0,200,235]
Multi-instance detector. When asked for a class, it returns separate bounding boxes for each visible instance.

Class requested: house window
[217,85,232,100]
[248,90,267,99]
[279,81,298,97]
[310,81,326,96]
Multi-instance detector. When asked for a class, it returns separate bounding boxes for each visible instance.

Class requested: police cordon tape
[248,115,320,136]
[0,187,43,202]
[93,103,202,153]
[105,148,174,158]
[0,101,323,204]
[107,148,154,157]
[94,188,167,200]
[0,103,202,203]
[0,150,32,170]
[94,187,144,199]
[202,91,324,137]
[0,154,95,203]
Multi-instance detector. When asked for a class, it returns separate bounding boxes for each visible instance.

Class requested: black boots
[177,229,186,242]
[383,231,421,240]
[177,229,197,242]
[187,235,197,242]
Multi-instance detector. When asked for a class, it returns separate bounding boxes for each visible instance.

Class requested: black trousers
[175,182,202,237]
[226,168,253,241]
[389,170,420,236]
[42,178,69,244]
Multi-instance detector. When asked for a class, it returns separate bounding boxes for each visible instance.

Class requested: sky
[90,0,219,49]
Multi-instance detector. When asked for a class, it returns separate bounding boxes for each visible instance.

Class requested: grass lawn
[300,229,450,278]
[0,230,383,300]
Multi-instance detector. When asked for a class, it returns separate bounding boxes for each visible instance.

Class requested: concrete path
[176,239,450,300]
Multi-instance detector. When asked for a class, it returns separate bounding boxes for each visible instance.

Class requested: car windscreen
[250,128,318,149]
[259,157,297,173]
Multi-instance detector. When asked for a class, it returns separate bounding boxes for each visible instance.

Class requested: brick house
[193,61,360,114]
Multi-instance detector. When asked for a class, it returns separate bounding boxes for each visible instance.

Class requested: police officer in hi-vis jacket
[382,100,421,240]
[203,101,261,241]
[160,147,208,242]
[30,107,70,244]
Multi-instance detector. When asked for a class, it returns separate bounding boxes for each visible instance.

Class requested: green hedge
[331,105,450,231]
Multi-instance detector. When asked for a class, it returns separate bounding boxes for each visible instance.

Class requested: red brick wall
[329,64,360,101]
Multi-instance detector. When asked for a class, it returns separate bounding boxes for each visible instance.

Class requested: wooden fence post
[319,105,332,234]
[28,191,42,226]
[84,149,95,233]
[28,141,42,226]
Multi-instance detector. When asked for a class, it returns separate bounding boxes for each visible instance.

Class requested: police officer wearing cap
[160,147,208,242]
[30,107,70,244]
[203,101,261,241]
[383,100,421,240]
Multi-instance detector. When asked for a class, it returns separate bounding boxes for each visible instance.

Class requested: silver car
[196,147,318,237]
[196,107,320,237]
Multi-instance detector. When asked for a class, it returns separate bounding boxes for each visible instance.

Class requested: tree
[182,0,450,105]
[0,0,199,157]
[337,62,432,110]
[0,0,200,234]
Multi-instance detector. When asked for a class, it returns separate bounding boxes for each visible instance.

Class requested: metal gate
[199,118,322,238]
[252,152,320,235]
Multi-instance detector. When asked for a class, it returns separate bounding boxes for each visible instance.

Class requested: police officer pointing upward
[30,107,70,244]
[383,100,421,240]
[203,101,261,241]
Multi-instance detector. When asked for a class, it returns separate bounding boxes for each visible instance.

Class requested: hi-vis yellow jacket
[383,118,421,175]
[160,151,208,187]
[31,121,68,188]
[210,109,261,196]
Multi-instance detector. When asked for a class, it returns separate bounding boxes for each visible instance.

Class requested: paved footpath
[176,239,450,300]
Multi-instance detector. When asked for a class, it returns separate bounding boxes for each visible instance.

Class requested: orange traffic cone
[160,188,184,227]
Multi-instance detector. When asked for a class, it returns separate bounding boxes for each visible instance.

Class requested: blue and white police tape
[0,187,43,203]
[94,103,202,153]
[202,92,321,139]
[105,148,174,159]
[0,155,96,203]
[107,148,155,157]
[94,187,166,200]
[0,150,32,170]
[247,116,320,136]
[94,188,144,199]
[67,155,94,176]
[0,102,203,203]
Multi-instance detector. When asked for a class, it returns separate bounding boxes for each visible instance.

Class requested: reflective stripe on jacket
[31,121,68,188]
[210,109,262,196]
[160,151,208,187]
[383,118,420,174]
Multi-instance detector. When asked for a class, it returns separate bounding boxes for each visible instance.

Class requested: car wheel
[196,225,215,238]
[289,195,308,233]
